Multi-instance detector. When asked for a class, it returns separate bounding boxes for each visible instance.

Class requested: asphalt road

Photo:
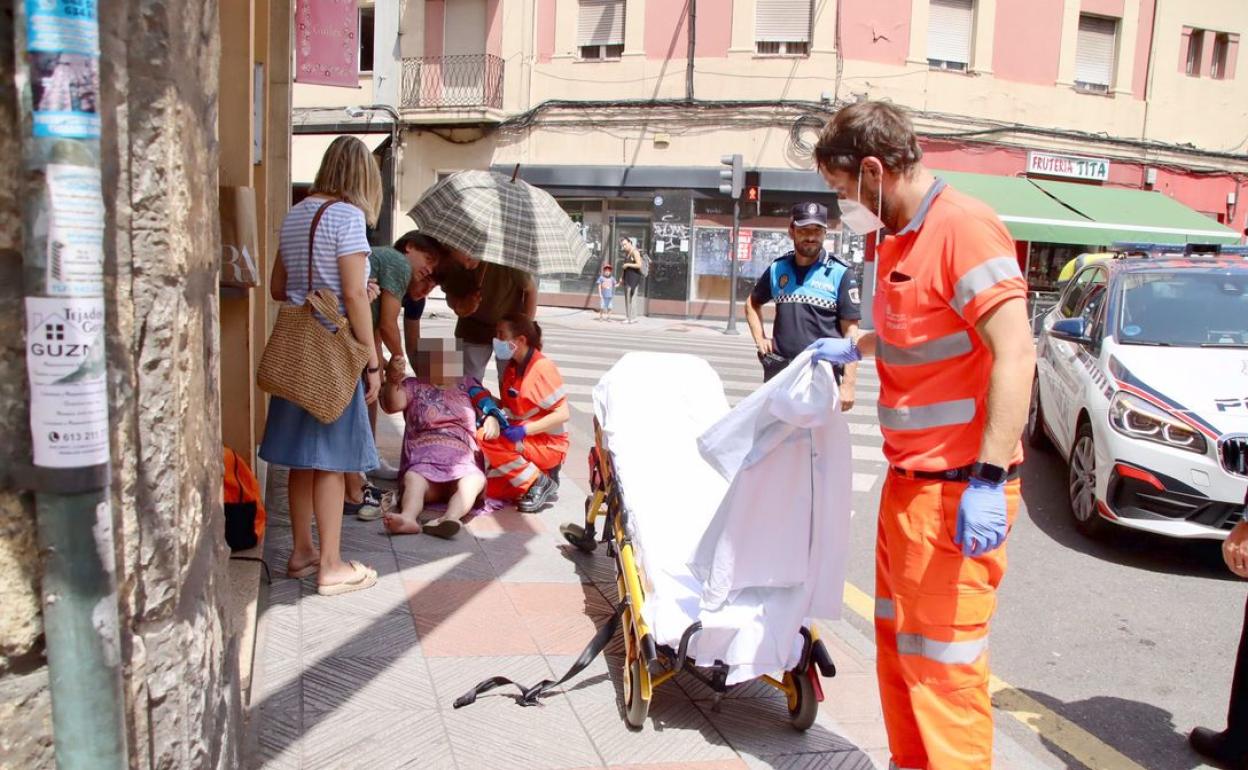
[425,303,1240,769]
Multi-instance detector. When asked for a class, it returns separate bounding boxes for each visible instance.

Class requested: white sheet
[593,352,850,685]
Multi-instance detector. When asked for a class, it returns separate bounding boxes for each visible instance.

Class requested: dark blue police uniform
[751,249,861,381]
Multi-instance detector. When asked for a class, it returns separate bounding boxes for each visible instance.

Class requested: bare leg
[287,468,319,574]
[384,471,428,534]
[313,469,367,586]
[440,473,485,524]
[345,471,365,505]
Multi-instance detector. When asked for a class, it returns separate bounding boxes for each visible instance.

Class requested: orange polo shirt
[874,179,1027,471]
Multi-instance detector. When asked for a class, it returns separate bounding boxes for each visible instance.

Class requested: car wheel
[1068,422,1109,538]
[1026,374,1050,451]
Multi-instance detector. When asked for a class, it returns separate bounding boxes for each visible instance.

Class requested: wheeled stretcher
[559,352,838,730]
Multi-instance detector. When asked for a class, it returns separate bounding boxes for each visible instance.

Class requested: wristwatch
[970,462,1008,485]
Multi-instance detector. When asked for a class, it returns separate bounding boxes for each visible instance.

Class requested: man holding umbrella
[442,261,537,383]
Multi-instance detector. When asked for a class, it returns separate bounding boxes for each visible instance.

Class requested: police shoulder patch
[848,287,860,304]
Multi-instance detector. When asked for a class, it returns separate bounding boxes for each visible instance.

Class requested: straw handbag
[257,200,372,424]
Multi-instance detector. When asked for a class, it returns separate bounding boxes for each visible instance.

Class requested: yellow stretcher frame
[560,418,837,731]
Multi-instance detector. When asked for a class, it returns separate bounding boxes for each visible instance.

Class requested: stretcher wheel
[786,669,818,731]
[623,658,650,729]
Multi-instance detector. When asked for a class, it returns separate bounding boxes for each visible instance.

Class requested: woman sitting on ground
[477,315,570,512]
[379,342,486,539]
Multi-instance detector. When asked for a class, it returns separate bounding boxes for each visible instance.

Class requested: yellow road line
[840,582,1148,770]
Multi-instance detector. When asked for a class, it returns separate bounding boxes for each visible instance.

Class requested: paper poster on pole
[25,296,109,468]
[25,0,101,139]
[45,163,105,296]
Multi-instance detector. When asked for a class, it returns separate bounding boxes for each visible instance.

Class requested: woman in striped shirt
[259,136,383,596]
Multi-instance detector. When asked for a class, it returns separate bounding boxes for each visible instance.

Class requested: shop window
[1075,15,1116,94]
[578,0,625,61]
[927,0,973,72]
[1185,28,1205,77]
[1212,33,1234,80]
[755,0,812,57]
[359,7,374,74]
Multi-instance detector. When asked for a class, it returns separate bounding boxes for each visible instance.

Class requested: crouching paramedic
[809,101,1035,770]
[476,315,570,512]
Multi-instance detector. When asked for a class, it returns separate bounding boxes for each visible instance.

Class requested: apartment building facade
[293,0,1248,316]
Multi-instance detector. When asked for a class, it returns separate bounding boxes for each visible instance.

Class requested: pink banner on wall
[295,0,360,87]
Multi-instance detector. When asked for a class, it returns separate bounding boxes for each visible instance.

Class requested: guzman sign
[1027,151,1111,182]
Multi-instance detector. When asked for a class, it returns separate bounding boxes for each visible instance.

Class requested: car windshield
[1117,270,1248,347]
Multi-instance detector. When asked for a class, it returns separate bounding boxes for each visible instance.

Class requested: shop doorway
[611,217,651,317]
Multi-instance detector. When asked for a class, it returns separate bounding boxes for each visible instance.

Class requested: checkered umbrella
[407,170,593,276]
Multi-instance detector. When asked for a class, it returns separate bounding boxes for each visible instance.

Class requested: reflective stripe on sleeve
[875,597,896,621]
[878,399,976,431]
[538,387,566,409]
[895,633,987,665]
[950,256,1022,316]
[509,463,539,486]
[487,469,505,478]
[877,330,973,367]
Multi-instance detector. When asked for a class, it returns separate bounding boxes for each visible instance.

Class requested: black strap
[453,602,625,709]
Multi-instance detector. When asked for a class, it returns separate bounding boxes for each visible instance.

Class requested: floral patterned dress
[398,379,484,484]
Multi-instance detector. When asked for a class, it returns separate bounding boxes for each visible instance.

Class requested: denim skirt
[259,381,379,473]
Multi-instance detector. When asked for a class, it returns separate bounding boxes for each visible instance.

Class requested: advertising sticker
[26,0,101,139]
[45,163,105,296]
[25,296,109,468]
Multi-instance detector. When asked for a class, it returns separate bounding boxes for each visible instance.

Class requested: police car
[1028,253,1248,539]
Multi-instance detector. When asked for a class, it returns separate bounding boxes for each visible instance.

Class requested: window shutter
[927,0,973,64]
[755,0,812,43]
[1075,15,1117,86]
[578,0,625,47]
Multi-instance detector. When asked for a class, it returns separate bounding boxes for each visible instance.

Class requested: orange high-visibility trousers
[478,433,566,500]
[874,473,1021,770]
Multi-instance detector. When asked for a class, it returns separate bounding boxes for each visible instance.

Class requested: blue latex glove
[955,478,1008,557]
[807,337,862,366]
[502,424,527,443]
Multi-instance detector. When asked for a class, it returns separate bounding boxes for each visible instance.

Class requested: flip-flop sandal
[286,563,318,579]
[423,519,462,539]
[317,561,378,597]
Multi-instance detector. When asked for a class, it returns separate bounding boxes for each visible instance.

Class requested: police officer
[744,202,861,408]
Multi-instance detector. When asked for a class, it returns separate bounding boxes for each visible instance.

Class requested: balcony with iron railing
[400,54,505,113]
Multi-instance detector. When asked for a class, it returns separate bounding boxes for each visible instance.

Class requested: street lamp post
[346,104,401,243]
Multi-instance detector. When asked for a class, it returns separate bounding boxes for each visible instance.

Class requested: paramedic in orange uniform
[808,102,1036,770]
[478,314,570,512]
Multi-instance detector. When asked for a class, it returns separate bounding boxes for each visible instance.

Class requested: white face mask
[838,168,886,236]
[492,337,517,361]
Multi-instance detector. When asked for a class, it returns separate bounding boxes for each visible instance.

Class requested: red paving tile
[404,579,540,657]
[502,582,616,655]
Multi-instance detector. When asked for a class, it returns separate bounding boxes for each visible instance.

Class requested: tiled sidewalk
[245,461,883,770]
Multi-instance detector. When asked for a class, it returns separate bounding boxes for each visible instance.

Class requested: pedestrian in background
[618,236,645,324]
[809,101,1036,769]
[1189,494,1248,769]
[596,263,616,320]
[259,135,381,596]
[744,201,860,403]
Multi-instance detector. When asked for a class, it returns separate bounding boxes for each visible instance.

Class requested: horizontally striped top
[278,196,371,316]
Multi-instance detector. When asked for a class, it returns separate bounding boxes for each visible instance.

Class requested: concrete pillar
[99,0,243,766]
[374,0,401,107]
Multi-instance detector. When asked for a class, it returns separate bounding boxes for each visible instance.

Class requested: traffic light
[743,170,761,216]
[719,154,743,198]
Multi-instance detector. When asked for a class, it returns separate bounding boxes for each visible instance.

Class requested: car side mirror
[1050,317,1090,343]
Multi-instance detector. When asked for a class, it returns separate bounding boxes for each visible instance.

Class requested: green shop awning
[935,171,1096,245]
[935,170,1241,247]
[1029,178,1239,246]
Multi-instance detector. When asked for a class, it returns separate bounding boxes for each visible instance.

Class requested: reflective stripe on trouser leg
[879,474,1021,770]
[480,434,568,501]
[875,477,928,770]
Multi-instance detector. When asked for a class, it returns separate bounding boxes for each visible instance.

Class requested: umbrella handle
[510,163,520,183]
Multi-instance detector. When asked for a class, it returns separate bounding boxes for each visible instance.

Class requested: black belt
[890,464,1021,482]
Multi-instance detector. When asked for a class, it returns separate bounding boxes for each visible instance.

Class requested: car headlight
[1108,392,1207,454]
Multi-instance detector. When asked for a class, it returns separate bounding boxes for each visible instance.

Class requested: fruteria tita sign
[1027,151,1111,182]
[294,0,360,88]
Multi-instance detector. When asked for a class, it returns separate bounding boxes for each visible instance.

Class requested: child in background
[596,264,616,321]
[379,341,486,539]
